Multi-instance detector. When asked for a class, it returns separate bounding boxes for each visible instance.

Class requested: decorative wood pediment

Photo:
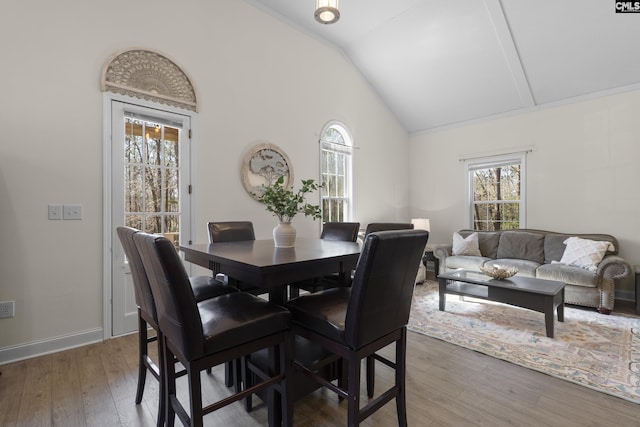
[101,48,198,112]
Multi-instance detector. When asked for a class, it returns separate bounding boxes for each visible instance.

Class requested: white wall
[0,0,409,361]
[410,90,640,295]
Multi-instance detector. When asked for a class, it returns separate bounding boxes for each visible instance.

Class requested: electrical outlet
[0,301,15,319]
[63,205,82,220]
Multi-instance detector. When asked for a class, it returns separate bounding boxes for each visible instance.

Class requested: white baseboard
[0,328,104,365]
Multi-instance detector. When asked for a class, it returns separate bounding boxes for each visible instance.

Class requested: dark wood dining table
[180,237,361,305]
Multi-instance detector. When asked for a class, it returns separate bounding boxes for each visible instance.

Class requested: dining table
[179,237,361,305]
[179,237,361,425]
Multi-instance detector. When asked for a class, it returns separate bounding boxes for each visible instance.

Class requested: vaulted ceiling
[246,0,640,134]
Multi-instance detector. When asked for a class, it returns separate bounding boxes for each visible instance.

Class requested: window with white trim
[465,153,526,230]
[320,122,353,223]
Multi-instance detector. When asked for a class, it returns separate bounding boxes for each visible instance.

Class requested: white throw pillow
[452,232,482,256]
[558,236,614,272]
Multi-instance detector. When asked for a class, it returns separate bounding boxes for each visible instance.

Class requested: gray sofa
[434,229,631,313]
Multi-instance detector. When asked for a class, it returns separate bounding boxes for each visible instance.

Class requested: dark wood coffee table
[437,270,565,338]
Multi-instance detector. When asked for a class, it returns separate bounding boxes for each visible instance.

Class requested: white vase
[273,221,296,248]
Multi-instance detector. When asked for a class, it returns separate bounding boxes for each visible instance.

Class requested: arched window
[319,121,353,222]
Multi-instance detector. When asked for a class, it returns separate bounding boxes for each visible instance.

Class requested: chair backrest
[116,226,158,324]
[321,222,360,242]
[346,229,429,349]
[134,232,204,360]
[207,221,255,243]
[364,222,413,235]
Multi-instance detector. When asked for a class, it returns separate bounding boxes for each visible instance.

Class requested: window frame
[319,121,354,225]
[464,152,526,230]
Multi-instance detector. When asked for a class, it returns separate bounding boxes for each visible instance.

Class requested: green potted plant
[254,175,322,247]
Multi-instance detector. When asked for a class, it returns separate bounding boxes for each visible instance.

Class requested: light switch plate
[48,204,63,220]
[63,205,82,220]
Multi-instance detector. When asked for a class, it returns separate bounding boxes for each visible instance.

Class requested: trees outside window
[124,117,182,244]
[466,154,526,230]
[320,122,353,223]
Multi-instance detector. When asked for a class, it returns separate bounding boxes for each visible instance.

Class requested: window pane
[323,127,345,145]
[328,175,336,197]
[125,214,142,230]
[328,152,336,174]
[125,165,144,213]
[165,168,179,213]
[146,135,161,165]
[337,154,345,175]
[145,167,162,212]
[164,138,179,168]
[337,176,345,197]
[322,199,330,223]
[145,216,162,234]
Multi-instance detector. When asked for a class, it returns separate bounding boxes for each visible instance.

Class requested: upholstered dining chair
[289,222,361,298]
[362,222,416,395]
[207,221,268,296]
[116,226,237,426]
[134,232,293,427]
[286,229,429,426]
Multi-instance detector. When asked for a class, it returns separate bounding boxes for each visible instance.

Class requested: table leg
[557,302,564,323]
[544,305,554,338]
[267,288,286,426]
[438,279,447,311]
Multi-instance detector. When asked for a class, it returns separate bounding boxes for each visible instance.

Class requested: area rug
[408,281,640,404]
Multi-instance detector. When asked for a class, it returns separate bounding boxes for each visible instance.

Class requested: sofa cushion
[544,233,618,263]
[445,255,492,271]
[544,234,569,263]
[496,231,545,264]
[485,259,539,277]
[458,230,500,258]
[536,263,599,288]
[452,232,481,256]
[557,236,615,273]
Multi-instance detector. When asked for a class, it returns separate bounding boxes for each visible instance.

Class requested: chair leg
[135,312,148,404]
[338,358,347,402]
[233,359,242,394]
[188,365,204,427]
[163,339,176,427]
[224,361,232,386]
[155,332,165,427]
[280,337,294,427]
[347,354,362,427]
[395,329,408,427]
[242,356,254,412]
[366,355,375,398]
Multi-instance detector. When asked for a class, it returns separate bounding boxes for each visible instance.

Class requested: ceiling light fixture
[315,0,340,25]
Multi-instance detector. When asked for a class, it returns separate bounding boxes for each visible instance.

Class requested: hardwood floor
[1,323,639,427]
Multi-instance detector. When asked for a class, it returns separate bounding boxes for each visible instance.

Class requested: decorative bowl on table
[480,265,518,280]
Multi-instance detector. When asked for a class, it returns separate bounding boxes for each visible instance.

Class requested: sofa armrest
[596,255,632,280]
[433,245,452,273]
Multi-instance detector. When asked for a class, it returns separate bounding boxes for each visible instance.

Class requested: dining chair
[286,229,429,426]
[116,226,237,427]
[134,232,293,427]
[207,221,268,296]
[289,222,360,298]
[363,222,416,396]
